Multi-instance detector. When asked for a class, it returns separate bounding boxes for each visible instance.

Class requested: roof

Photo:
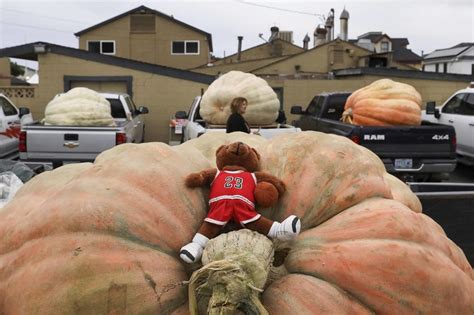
[357,32,384,42]
[391,38,410,49]
[354,32,406,45]
[334,67,474,82]
[74,5,213,52]
[340,8,350,19]
[392,48,422,63]
[424,45,472,60]
[202,38,304,67]
[249,39,373,73]
[0,42,215,84]
[452,42,474,48]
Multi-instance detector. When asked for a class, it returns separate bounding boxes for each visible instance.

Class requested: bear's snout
[229,141,249,156]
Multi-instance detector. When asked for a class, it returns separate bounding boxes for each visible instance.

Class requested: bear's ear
[251,148,261,160]
[216,145,226,156]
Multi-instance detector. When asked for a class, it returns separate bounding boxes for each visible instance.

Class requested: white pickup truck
[0,93,31,160]
[176,96,301,142]
[20,92,148,168]
[422,83,474,165]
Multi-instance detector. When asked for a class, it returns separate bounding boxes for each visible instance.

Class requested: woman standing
[226,97,251,133]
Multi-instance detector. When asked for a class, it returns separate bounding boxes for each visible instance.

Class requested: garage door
[70,81,127,94]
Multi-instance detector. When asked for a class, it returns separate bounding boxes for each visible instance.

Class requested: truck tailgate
[23,127,119,161]
[357,125,455,158]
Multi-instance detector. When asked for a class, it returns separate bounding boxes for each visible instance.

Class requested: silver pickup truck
[20,92,148,168]
[176,96,301,142]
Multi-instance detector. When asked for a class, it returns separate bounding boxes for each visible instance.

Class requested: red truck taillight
[116,132,127,145]
[349,135,360,144]
[19,131,27,152]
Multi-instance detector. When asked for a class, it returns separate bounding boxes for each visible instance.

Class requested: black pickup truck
[291,92,457,181]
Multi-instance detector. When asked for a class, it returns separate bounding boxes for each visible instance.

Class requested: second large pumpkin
[342,78,423,126]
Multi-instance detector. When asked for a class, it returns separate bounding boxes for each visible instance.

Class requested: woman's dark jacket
[226,113,250,133]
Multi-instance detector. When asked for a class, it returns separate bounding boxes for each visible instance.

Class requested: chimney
[340,8,350,41]
[269,26,279,42]
[237,36,243,61]
[303,34,310,50]
[314,26,327,47]
[325,9,335,41]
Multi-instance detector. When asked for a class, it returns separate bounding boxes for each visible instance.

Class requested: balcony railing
[0,86,35,98]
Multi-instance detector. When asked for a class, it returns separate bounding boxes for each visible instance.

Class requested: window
[171,41,200,55]
[459,94,474,116]
[87,41,115,55]
[381,42,389,52]
[471,64,474,75]
[324,94,350,120]
[443,62,447,73]
[107,98,126,119]
[442,93,466,114]
[435,63,439,73]
[306,96,324,116]
[0,97,18,116]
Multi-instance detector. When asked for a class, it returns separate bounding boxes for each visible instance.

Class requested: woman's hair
[230,97,248,114]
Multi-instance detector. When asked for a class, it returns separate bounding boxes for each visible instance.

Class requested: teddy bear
[179,141,301,264]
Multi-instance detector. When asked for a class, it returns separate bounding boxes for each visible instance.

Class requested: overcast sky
[1,0,473,67]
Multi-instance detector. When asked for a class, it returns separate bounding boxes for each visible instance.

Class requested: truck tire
[140,126,146,143]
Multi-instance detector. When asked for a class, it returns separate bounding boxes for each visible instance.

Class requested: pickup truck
[20,92,148,168]
[0,93,31,160]
[291,92,457,181]
[422,83,474,166]
[175,96,301,142]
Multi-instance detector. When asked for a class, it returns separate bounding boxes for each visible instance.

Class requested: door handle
[448,119,454,123]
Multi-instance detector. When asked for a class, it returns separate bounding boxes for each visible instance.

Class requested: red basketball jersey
[209,170,256,208]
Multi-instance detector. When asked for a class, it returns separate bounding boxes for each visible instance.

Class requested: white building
[423,43,474,75]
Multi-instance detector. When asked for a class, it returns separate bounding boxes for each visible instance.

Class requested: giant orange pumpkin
[0,131,472,314]
[343,79,423,126]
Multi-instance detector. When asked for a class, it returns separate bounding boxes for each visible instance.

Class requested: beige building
[0,58,10,86]
[0,42,213,143]
[194,39,416,77]
[76,5,213,70]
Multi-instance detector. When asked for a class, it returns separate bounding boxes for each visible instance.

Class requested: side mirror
[18,107,30,118]
[138,106,149,114]
[425,102,440,119]
[175,111,188,119]
[290,106,304,115]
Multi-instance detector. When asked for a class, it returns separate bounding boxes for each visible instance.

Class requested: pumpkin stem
[341,108,353,124]
[188,230,274,315]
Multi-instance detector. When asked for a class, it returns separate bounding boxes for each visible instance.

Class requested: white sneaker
[180,242,204,263]
[268,215,301,241]
[179,233,209,263]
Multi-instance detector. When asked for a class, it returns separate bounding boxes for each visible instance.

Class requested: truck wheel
[141,126,146,143]
[52,161,63,169]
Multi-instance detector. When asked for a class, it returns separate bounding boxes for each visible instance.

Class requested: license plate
[394,158,413,169]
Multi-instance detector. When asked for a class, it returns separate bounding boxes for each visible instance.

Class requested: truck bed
[409,182,474,265]
[20,120,129,165]
[23,120,128,130]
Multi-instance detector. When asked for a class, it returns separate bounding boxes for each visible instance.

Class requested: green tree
[10,62,25,77]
